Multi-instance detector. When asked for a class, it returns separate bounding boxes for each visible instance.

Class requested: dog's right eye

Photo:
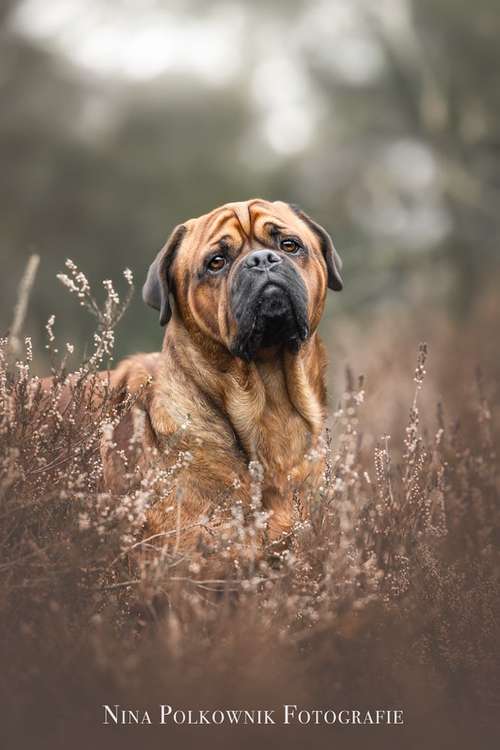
[207,255,227,273]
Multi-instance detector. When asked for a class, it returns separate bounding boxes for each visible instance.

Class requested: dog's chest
[255,401,325,539]
[251,366,321,479]
[152,358,324,497]
[256,399,311,471]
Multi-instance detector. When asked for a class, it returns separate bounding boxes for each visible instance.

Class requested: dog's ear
[290,205,343,291]
[142,225,186,326]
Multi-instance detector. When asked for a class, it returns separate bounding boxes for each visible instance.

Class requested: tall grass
[0,263,499,750]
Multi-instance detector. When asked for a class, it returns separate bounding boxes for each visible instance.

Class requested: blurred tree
[1,0,499,363]
[302,0,500,313]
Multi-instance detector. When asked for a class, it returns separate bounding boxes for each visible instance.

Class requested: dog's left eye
[207,255,227,272]
[280,238,301,254]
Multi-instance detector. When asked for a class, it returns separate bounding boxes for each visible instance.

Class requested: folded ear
[142,225,186,326]
[290,205,343,291]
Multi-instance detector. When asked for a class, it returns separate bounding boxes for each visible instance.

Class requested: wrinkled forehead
[182,199,316,251]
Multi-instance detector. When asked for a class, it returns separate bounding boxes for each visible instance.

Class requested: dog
[102,199,343,557]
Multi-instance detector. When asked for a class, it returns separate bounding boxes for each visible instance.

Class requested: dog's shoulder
[101,353,163,491]
[110,352,162,404]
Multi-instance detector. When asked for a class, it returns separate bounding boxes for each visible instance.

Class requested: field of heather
[1,265,498,750]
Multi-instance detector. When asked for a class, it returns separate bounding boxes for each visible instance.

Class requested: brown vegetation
[0,267,499,750]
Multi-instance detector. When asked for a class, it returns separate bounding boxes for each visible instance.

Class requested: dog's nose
[244,249,282,271]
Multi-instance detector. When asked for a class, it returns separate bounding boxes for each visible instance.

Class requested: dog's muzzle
[230,250,309,361]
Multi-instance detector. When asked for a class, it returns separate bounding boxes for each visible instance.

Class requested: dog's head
[143,199,342,361]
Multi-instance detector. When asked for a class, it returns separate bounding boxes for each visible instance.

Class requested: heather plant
[0,264,499,749]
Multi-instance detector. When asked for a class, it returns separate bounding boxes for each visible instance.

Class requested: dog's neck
[160,318,326,465]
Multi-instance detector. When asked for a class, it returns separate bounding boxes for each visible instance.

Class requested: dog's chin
[231,284,309,362]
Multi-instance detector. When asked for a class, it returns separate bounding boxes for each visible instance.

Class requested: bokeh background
[1,0,499,407]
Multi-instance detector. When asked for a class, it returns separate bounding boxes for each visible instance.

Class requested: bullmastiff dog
[103,199,342,557]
